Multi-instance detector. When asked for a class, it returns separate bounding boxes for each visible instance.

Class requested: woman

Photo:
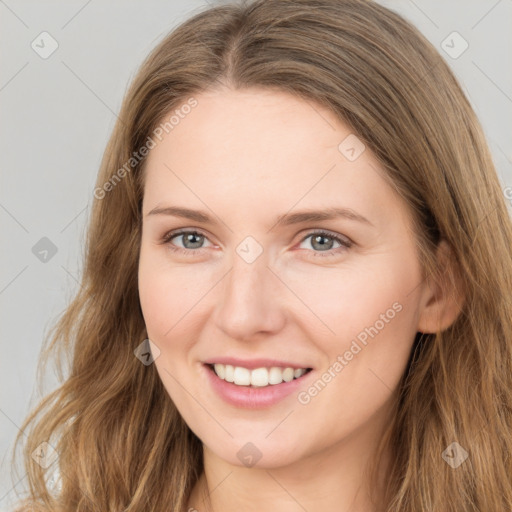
[11,0,512,511]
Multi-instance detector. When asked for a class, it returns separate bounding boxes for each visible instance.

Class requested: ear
[417,239,466,334]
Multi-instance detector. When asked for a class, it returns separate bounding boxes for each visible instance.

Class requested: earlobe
[417,239,466,334]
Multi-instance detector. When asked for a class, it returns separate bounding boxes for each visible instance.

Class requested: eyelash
[160,229,353,258]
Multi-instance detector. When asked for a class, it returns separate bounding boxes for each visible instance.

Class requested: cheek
[290,251,420,376]
[313,264,420,398]
[138,264,170,337]
[284,257,414,339]
[297,290,417,440]
[138,248,216,343]
[138,254,202,397]
[138,248,182,338]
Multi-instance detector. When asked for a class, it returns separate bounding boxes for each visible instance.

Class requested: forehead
[142,87,409,231]
[145,86,351,171]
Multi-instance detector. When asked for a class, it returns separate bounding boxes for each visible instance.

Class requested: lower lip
[202,364,313,409]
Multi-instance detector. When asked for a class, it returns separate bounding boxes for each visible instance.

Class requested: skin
[138,87,463,512]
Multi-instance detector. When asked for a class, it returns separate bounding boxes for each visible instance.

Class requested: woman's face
[138,87,430,469]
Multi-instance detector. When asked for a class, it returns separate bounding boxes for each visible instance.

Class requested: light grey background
[1,0,511,509]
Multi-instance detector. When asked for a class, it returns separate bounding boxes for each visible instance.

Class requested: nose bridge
[214,243,283,338]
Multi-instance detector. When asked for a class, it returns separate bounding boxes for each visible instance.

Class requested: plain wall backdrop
[1,0,511,509]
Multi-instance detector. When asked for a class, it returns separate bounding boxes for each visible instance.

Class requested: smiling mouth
[205,363,313,388]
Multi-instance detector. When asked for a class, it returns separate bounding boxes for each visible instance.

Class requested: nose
[213,249,285,341]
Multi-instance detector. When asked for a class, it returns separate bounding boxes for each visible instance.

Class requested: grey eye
[309,233,338,251]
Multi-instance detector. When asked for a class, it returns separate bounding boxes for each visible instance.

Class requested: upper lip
[203,357,313,370]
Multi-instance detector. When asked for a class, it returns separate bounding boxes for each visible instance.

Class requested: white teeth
[224,364,235,382]
[251,368,269,387]
[268,367,283,385]
[214,363,225,379]
[282,367,294,382]
[211,364,309,387]
[233,366,251,385]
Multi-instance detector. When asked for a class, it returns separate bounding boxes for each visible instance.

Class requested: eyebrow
[146,205,374,228]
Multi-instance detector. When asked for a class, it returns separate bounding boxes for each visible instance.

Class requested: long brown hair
[11,0,512,510]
